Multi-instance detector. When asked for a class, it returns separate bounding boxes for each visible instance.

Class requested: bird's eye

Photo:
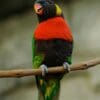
[34,3,43,15]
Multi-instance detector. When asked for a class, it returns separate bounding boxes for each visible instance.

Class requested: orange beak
[34,3,43,15]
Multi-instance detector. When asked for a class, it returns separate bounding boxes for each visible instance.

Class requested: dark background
[0,0,71,20]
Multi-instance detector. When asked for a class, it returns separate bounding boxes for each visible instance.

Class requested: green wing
[32,37,44,69]
[66,56,72,65]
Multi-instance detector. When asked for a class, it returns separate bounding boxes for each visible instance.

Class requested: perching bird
[32,0,73,100]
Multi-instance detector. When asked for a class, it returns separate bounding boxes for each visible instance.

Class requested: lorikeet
[32,0,73,100]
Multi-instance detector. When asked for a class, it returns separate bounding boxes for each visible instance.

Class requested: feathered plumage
[32,0,73,100]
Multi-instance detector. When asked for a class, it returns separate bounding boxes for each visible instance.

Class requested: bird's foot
[63,62,70,73]
[40,64,48,76]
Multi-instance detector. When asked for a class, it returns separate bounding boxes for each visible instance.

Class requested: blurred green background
[0,0,100,100]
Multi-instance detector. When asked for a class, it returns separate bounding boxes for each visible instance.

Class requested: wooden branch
[0,58,100,78]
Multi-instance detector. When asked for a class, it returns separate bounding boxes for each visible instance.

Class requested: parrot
[32,0,73,100]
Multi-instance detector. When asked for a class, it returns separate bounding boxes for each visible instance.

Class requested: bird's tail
[37,77,60,100]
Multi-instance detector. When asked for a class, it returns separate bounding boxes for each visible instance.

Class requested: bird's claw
[63,62,70,73]
[40,64,48,76]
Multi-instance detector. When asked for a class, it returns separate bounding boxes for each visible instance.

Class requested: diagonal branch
[0,58,100,78]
